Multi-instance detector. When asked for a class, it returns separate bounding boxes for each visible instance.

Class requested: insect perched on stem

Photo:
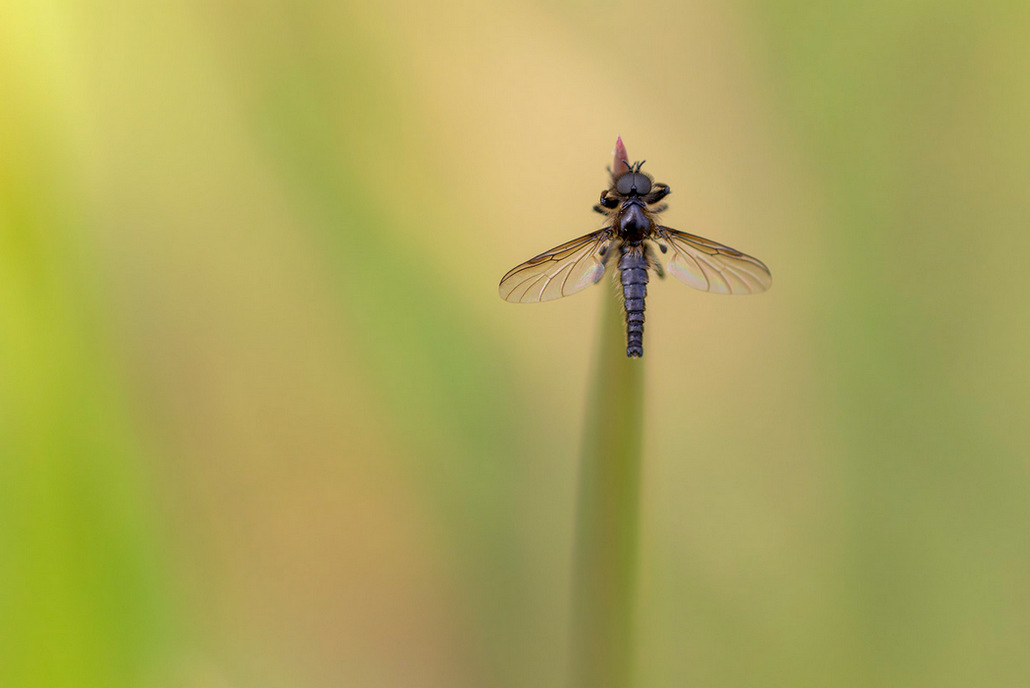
[498,159,772,357]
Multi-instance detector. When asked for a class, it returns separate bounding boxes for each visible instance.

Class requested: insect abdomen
[618,246,649,358]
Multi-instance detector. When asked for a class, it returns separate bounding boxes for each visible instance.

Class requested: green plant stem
[571,288,644,688]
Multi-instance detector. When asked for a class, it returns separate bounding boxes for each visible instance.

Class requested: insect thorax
[618,200,651,241]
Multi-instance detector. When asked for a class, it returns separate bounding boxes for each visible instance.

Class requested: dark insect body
[498,161,771,357]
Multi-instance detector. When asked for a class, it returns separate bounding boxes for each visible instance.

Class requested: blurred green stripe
[0,54,176,688]
[238,27,564,686]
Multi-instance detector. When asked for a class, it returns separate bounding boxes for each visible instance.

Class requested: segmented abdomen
[618,246,649,358]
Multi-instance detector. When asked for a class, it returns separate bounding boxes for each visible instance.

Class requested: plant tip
[613,137,629,179]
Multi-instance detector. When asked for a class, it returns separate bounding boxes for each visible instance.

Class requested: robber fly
[498,160,771,357]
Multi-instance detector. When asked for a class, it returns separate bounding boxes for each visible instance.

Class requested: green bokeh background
[3,1,1029,687]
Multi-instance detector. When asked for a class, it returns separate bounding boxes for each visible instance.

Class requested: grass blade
[570,138,645,688]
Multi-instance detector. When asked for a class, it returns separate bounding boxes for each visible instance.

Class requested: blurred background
[3,1,1030,686]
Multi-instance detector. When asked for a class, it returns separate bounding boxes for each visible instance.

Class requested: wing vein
[498,230,613,303]
[656,226,771,295]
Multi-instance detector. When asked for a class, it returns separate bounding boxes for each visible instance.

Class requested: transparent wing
[653,226,771,295]
[499,230,615,303]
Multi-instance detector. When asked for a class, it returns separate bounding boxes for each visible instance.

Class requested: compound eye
[633,173,652,195]
[615,173,634,195]
[616,172,651,195]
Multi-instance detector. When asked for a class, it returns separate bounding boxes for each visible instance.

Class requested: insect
[498,160,771,357]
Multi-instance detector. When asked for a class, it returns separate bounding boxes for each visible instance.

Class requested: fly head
[615,161,653,196]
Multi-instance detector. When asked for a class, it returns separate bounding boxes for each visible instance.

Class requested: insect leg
[645,242,665,279]
[644,183,670,204]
